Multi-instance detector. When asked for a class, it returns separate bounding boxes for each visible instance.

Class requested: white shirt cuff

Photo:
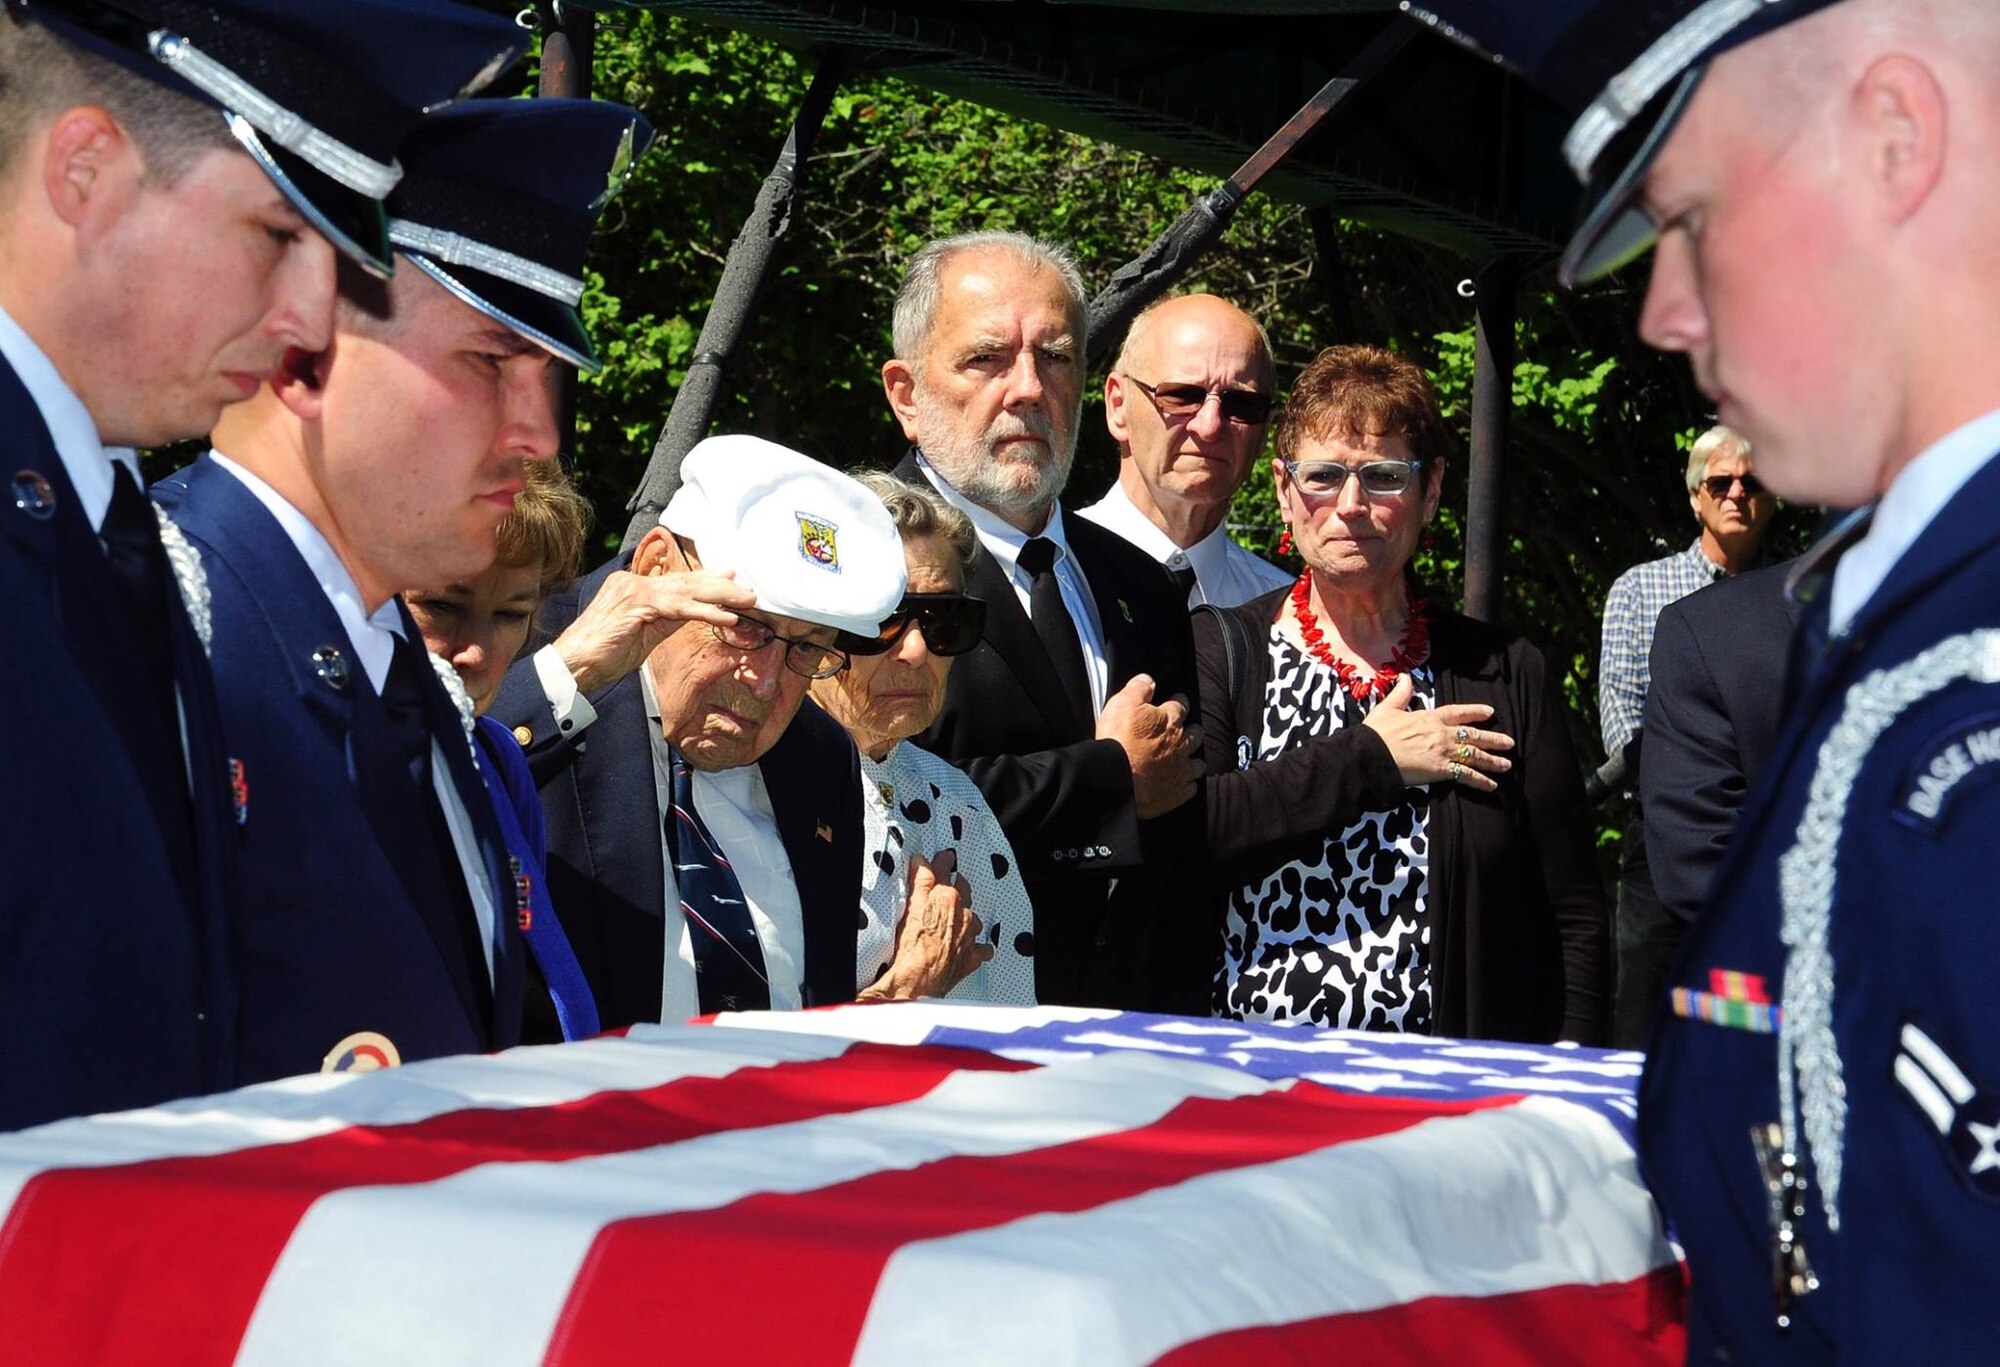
[533,644,598,738]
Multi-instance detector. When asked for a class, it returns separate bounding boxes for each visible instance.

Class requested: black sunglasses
[1701,473,1766,499]
[847,593,987,658]
[1125,375,1276,426]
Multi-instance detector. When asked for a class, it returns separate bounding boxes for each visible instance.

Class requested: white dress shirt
[1078,479,1291,609]
[207,449,500,982]
[1829,407,2000,636]
[640,666,806,1020]
[914,453,1110,715]
[0,302,141,533]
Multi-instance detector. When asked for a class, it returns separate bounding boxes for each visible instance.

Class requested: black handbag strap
[1195,602,1255,767]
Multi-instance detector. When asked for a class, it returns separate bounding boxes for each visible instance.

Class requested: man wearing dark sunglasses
[1081,294,1292,609]
[1597,423,1773,1047]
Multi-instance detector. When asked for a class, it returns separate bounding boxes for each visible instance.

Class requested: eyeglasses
[848,593,988,658]
[1700,473,1766,499]
[1282,458,1427,498]
[1125,375,1276,426]
[709,619,850,679]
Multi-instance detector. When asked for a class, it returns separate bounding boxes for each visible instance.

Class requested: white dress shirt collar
[1078,478,1291,609]
[207,448,404,691]
[915,450,1078,581]
[1829,407,2000,636]
[0,301,140,531]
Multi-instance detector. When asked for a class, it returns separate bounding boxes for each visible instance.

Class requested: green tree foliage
[540,11,1783,810]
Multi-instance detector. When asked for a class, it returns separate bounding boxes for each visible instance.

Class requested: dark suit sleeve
[488,584,598,785]
[1641,598,1744,925]
[1192,605,1405,887]
[1510,637,1611,1044]
[957,740,1143,884]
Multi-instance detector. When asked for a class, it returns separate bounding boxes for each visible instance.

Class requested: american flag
[0,1005,1684,1364]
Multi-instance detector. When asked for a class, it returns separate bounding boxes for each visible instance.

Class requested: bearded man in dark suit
[880,231,1207,1011]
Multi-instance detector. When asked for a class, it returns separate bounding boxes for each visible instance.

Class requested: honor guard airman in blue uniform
[0,0,526,1130]
[1407,0,2000,1357]
[154,99,652,1085]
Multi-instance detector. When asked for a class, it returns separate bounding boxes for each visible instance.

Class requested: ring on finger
[1456,742,1474,761]
[1447,761,1462,781]
[1455,726,1469,743]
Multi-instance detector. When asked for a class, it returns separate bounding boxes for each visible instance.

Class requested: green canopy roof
[580,1,1577,264]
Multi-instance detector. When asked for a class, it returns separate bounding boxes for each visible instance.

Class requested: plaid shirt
[1598,538,1726,760]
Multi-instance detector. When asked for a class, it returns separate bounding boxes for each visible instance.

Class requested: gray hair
[852,469,981,586]
[1685,423,1752,493]
[890,231,1088,362]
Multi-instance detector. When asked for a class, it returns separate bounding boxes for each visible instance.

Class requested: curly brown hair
[1272,344,1452,468]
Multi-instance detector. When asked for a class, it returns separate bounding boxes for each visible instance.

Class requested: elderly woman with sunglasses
[1195,345,1607,1044]
[812,472,1038,1005]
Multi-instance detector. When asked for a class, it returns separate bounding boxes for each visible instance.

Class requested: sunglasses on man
[1125,376,1277,426]
[1700,473,1766,499]
[1282,458,1428,499]
[845,592,988,658]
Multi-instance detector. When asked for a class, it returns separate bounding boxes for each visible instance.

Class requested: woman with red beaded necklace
[1192,345,1608,1045]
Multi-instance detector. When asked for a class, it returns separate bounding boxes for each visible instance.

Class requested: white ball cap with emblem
[660,435,908,638]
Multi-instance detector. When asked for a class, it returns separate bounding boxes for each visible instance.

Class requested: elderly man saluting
[492,439,914,1026]
[883,231,1207,1012]
[1419,0,2000,1355]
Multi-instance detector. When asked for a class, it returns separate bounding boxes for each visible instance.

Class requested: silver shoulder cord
[1778,628,2000,1231]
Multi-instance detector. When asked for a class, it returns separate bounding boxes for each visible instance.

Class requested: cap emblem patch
[797,513,841,572]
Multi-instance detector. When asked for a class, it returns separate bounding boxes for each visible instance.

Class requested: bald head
[1115,294,1275,393]
[1104,293,1276,548]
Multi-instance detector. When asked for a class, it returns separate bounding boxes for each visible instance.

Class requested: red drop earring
[1277,530,1294,557]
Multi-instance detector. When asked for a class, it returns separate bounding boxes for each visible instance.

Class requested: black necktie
[101,464,179,734]
[1166,561,1199,604]
[1018,536,1094,728]
[380,633,492,1003]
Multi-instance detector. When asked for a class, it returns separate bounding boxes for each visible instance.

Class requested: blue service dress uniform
[0,347,237,1130]
[155,453,524,1083]
[1642,449,2000,1360]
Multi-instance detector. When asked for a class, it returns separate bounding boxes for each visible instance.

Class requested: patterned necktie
[668,753,770,1013]
[381,633,491,1001]
[1018,536,1094,728]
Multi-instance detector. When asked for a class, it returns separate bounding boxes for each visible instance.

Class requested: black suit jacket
[895,453,1205,1011]
[489,555,864,1027]
[1640,560,1801,925]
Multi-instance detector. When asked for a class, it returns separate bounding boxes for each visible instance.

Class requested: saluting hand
[551,567,758,696]
[1361,673,1513,792]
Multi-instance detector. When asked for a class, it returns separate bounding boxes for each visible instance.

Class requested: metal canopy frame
[545,0,1563,619]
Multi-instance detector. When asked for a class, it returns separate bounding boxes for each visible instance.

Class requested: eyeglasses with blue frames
[1281,458,1428,499]
[709,618,850,679]
[1124,375,1277,426]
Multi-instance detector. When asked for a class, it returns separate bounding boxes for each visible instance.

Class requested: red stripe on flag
[545,1083,1519,1365]
[1154,1264,1689,1366]
[0,1044,1021,1366]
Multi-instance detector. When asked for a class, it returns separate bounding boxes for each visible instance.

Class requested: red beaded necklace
[1289,571,1430,703]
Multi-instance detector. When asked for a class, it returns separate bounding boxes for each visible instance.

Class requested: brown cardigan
[1193,587,1609,1045]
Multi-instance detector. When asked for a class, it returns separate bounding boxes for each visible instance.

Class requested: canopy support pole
[1462,256,1516,625]
[536,1,595,463]
[622,50,850,548]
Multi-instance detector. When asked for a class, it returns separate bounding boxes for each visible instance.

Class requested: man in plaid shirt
[1600,424,1774,1044]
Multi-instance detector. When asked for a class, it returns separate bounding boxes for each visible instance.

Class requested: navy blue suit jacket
[489,555,864,1029]
[1642,452,2000,1360]
[0,358,235,1129]
[156,455,522,1084]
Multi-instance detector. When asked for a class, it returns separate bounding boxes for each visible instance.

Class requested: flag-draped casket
[0,1004,1685,1363]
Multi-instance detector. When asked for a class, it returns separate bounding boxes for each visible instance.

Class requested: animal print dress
[1215,628,1433,1030]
